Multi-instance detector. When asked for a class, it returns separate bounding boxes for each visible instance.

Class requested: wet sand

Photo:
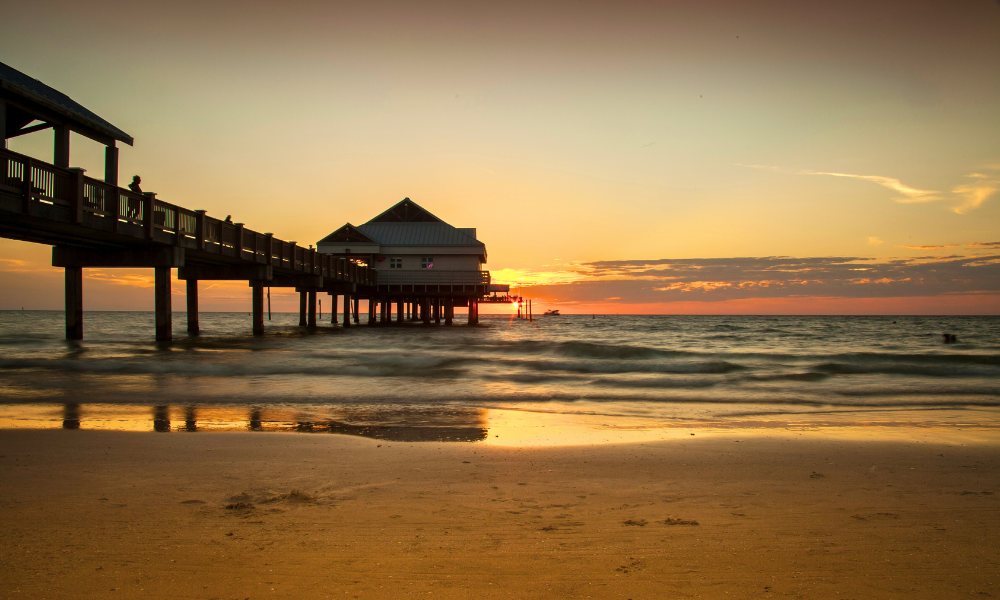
[1,430,997,598]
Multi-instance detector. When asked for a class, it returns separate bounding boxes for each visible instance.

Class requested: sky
[1,0,998,314]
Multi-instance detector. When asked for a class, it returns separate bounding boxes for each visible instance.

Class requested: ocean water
[0,311,997,443]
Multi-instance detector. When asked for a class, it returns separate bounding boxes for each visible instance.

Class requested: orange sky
[1,0,998,314]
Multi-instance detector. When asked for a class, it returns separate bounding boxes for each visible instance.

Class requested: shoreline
[2,429,997,598]
[2,401,998,447]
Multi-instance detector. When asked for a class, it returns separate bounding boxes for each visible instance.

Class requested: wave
[814,361,998,378]
[0,355,472,379]
[498,357,747,375]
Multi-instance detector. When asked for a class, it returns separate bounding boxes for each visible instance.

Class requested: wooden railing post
[68,168,85,223]
[21,157,32,213]
[263,233,274,265]
[195,210,206,250]
[234,223,245,259]
[143,193,156,240]
[110,187,120,233]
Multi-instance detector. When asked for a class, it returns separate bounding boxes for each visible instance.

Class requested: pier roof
[317,223,378,245]
[369,197,443,223]
[357,222,483,247]
[317,197,487,261]
[1,61,134,146]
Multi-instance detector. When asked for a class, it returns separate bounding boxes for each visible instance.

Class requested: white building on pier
[317,197,488,289]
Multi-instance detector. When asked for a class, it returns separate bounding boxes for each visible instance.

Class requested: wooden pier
[1,61,490,340]
[0,145,378,340]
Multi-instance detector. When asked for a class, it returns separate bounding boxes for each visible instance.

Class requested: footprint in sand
[851,512,899,521]
[623,519,648,527]
[615,557,644,574]
[662,517,699,526]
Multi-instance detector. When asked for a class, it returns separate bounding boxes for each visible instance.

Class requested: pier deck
[0,147,376,340]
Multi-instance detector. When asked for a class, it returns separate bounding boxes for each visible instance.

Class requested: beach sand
[1,430,997,599]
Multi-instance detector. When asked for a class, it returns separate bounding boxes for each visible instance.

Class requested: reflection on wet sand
[11,402,995,447]
[184,405,197,432]
[153,405,170,432]
[62,403,80,430]
[2,403,489,443]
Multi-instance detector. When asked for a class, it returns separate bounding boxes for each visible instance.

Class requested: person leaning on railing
[127,175,142,219]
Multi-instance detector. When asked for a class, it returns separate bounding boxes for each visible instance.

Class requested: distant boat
[543,309,560,316]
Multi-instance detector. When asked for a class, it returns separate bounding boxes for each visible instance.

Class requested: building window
[421,257,434,269]
[389,257,403,269]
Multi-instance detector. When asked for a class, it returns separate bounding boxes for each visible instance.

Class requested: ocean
[0,311,997,444]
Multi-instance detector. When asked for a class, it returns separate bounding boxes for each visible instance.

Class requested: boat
[543,309,560,316]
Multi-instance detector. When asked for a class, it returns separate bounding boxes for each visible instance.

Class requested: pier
[0,61,490,340]
[0,143,379,341]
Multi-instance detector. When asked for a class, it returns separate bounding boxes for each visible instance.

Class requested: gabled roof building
[318,197,489,324]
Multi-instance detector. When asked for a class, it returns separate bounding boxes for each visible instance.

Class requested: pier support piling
[467,299,479,326]
[186,279,199,335]
[64,266,83,340]
[298,291,307,327]
[307,290,317,329]
[343,292,351,328]
[154,267,172,341]
[252,281,265,336]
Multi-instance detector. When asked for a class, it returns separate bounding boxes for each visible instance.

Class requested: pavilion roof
[368,197,443,223]
[317,223,378,245]
[1,61,134,146]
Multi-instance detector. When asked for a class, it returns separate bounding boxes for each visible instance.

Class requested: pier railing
[0,148,376,286]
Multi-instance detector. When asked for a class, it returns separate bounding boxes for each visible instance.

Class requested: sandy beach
[1,429,997,599]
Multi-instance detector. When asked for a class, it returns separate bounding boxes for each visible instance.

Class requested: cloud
[903,244,956,250]
[489,266,584,286]
[745,164,1000,214]
[867,236,884,246]
[0,258,32,273]
[85,269,156,289]
[802,170,940,204]
[519,254,1000,305]
[952,180,999,214]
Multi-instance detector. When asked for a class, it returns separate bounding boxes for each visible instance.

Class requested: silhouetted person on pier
[224,215,232,223]
[127,175,143,219]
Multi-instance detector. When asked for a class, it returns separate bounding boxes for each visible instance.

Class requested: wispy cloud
[0,258,32,273]
[744,163,1000,214]
[802,170,940,204]
[490,266,586,286]
[86,270,156,289]
[952,179,999,214]
[903,244,955,250]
